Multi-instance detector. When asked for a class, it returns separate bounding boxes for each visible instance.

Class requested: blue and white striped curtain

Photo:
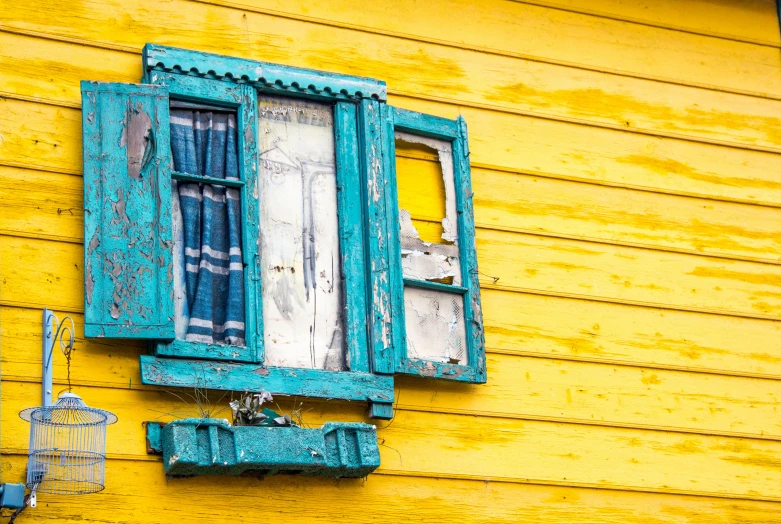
[170,110,245,346]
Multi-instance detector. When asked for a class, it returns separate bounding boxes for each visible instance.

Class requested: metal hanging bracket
[42,308,75,407]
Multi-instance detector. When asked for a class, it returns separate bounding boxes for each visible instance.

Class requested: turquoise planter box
[147,419,380,478]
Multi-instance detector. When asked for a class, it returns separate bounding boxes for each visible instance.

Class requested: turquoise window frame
[134,45,394,410]
[82,44,487,420]
[383,106,487,384]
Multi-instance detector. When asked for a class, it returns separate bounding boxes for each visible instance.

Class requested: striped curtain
[170,109,245,346]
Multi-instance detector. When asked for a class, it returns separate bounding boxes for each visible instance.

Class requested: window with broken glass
[385,108,486,383]
[81,44,485,420]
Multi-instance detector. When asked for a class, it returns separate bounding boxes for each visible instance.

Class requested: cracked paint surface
[258,96,345,371]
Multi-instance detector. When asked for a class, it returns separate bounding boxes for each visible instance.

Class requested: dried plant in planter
[229,392,294,427]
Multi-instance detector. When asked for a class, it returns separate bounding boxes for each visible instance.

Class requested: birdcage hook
[42,308,76,406]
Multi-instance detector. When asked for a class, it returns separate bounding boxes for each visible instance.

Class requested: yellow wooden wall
[2,0,781,521]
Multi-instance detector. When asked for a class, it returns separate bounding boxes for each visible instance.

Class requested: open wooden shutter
[384,107,486,384]
[81,82,174,339]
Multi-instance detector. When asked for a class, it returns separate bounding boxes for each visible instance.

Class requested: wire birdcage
[19,393,117,495]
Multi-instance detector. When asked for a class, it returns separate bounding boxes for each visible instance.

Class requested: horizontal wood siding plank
[0,307,144,388]
[3,455,781,523]
[0,98,81,174]
[5,4,781,151]
[397,354,781,439]
[473,229,781,320]
[5,380,781,499]
[0,166,82,242]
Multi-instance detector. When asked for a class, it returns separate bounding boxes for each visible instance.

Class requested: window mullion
[335,101,370,373]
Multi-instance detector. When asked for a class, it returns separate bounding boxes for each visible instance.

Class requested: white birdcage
[20,393,117,495]
[16,309,118,507]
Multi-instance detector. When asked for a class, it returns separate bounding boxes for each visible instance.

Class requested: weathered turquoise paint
[368,402,394,420]
[391,107,458,140]
[385,107,486,384]
[143,44,387,101]
[402,278,467,295]
[359,99,395,378]
[382,103,408,392]
[335,102,370,374]
[454,116,486,383]
[171,171,245,188]
[81,81,175,339]
[146,51,393,400]
[140,356,395,403]
[149,419,380,478]
[143,71,245,106]
[154,339,256,363]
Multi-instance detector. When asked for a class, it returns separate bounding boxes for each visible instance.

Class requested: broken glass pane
[395,131,468,365]
[258,96,346,371]
[394,132,461,285]
[404,287,467,365]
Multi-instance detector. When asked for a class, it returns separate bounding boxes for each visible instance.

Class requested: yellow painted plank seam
[509,0,781,48]
[482,282,781,323]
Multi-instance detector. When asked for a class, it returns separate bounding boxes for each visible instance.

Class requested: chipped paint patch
[125,102,153,180]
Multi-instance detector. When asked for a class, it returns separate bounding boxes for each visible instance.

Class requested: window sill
[140,356,394,403]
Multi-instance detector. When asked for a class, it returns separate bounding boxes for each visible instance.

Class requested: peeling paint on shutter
[81,81,175,339]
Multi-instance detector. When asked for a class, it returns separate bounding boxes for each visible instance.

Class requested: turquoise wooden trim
[171,171,245,188]
[140,356,395,403]
[81,81,175,340]
[384,108,487,384]
[84,324,174,339]
[149,76,263,363]
[154,339,255,363]
[399,358,479,383]
[368,402,394,420]
[360,99,395,375]
[143,44,387,101]
[382,105,408,376]
[143,71,245,106]
[454,116,486,383]
[335,102,370,373]
[237,85,262,363]
[149,419,380,478]
[402,278,468,295]
[390,107,458,140]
